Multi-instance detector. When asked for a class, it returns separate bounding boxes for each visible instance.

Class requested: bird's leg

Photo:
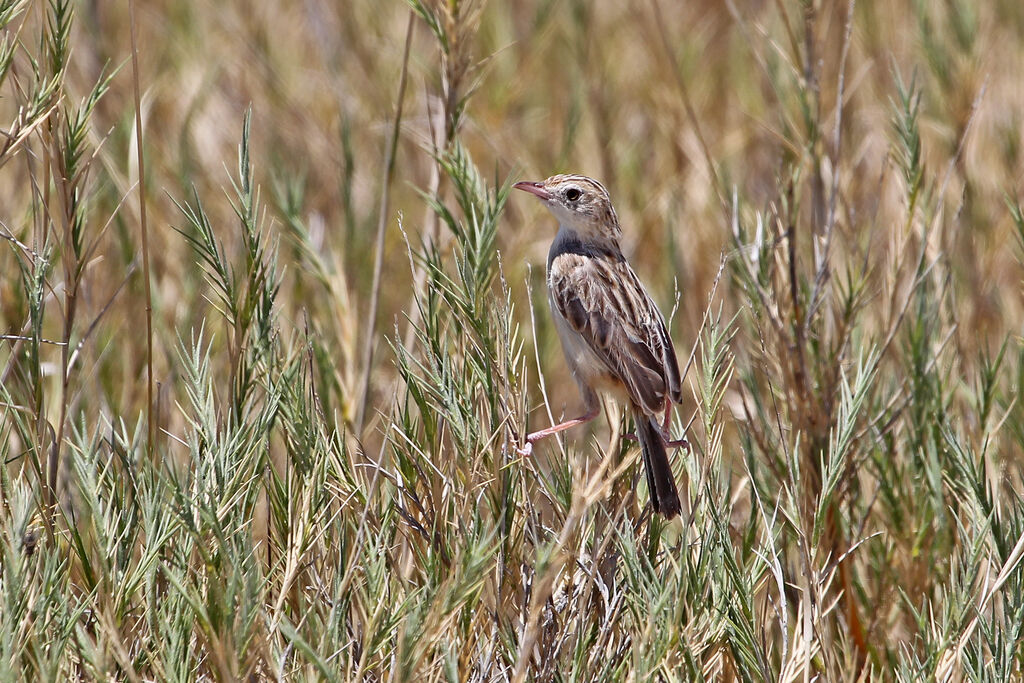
[622,396,689,449]
[518,396,601,457]
[621,430,689,449]
[659,395,688,448]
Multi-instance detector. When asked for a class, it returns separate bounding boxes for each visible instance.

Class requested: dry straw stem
[355,9,416,435]
[128,0,154,458]
[510,449,633,683]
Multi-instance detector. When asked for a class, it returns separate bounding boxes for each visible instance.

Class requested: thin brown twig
[67,266,137,373]
[354,10,416,434]
[129,0,154,458]
[805,0,856,330]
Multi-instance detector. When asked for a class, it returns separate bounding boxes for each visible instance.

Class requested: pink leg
[658,395,687,446]
[518,405,601,456]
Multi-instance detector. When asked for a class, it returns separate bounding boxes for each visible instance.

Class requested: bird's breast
[547,289,628,400]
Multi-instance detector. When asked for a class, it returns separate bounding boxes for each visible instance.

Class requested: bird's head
[514,174,621,243]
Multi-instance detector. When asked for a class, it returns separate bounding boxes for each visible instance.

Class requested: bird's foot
[658,426,689,449]
[622,431,689,450]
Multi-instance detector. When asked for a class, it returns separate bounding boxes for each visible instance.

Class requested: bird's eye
[565,187,582,202]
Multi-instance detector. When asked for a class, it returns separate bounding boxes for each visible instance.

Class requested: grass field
[2,0,1024,679]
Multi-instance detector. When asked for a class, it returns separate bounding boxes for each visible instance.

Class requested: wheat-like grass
[1,0,1023,679]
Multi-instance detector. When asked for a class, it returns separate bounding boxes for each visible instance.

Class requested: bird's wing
[550,251,682,414]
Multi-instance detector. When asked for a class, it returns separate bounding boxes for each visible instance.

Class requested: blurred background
[4,0,1023,439]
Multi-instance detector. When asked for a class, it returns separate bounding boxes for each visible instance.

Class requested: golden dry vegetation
[2,0,1024,679]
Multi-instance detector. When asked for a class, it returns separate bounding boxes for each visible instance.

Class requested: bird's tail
[636,413,682,519]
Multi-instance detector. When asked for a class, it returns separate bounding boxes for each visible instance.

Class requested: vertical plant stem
[648,0,728,220]
[129,0,154,457]
[354,10,415,434]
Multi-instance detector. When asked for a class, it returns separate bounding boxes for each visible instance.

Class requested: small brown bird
[515,174,685,518]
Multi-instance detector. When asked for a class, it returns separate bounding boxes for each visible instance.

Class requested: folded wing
[550,252,682,415]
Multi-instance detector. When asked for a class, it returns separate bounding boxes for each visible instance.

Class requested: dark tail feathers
[636,414,682,519]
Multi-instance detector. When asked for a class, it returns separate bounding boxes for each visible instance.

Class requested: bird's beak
[513,181,552,201]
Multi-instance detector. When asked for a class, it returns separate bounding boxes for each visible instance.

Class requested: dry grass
[3,0,1024,679]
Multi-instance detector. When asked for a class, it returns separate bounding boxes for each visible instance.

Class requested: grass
[2,0,1024,679]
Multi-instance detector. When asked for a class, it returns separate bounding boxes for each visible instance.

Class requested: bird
[514,174,686,519]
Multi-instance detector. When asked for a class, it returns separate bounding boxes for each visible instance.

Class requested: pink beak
[513,181,552,201]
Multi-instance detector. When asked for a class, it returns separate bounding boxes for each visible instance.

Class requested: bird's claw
[623,431,689,449]
[516,441,533,457]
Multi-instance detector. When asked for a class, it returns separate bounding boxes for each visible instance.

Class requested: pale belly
[549,291,629,402]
